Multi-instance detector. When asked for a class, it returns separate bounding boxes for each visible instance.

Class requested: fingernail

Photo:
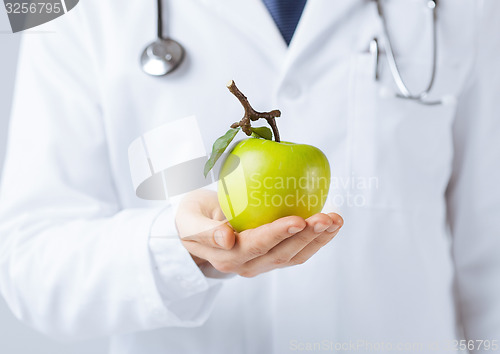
[314,223,329,233]
[288,226,304,234]
[327,224,340,233]
[214,230,224,247]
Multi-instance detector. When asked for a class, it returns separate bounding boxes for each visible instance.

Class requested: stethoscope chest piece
[141,38,185,76]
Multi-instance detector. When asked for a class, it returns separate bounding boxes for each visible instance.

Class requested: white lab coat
[0,0,499,353]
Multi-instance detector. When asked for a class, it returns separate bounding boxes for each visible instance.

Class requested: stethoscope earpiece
[141,0,186,77]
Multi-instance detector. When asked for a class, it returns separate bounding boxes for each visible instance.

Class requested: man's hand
[175,189,343,278]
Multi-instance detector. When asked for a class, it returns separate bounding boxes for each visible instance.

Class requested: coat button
[282,83,302,99]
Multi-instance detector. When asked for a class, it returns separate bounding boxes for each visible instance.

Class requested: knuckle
[272,232,287,243]
[296,233,314,244]
[312,235,330,246]
[264,222,287,242]
[247,243,266,257]
[271,255,291,266]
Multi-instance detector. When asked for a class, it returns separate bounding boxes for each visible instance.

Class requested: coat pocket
[346,53,457,210]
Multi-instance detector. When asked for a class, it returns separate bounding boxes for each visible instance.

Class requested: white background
[0,8,107,354]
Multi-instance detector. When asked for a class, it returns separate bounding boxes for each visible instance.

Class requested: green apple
[218,138,331,232]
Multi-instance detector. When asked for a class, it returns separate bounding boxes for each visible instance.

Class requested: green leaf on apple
[204,127,241,177]
[250,126,273,141]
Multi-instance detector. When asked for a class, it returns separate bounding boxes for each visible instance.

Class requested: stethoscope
[371,0,442,105]
[140,0,185,76]
[140,0,443,105]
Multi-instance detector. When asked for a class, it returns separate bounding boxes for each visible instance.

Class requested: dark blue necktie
[262,0,307,46]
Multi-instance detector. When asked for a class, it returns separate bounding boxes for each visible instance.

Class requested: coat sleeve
[0,8,221,340]
[446,0,500,349]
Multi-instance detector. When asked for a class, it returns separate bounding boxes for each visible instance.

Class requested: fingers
[238,213,343,276]
[289,213,343,265]
[176,191,236,250]
[180,217,235,250]
[263,213,333,261]
[176,195,345,279]
[288,229,340,265]
[236,216,307,261]
[182,215,308,275]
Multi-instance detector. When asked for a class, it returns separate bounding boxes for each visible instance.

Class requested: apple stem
[227,80,281,143]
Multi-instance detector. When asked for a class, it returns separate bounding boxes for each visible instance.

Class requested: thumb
[176,210,236,250]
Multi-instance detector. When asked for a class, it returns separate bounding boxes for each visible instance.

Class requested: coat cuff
[148,205,213,300]
[148,202,233,322]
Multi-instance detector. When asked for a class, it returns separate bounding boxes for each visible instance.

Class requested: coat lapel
[284,0,369,69]
[192,0,370,78]
[195,0,288,68]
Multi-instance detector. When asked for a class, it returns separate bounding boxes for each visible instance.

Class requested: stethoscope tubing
[374,0,442,105]
[157,0,163,39]
[142,0,444,105]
